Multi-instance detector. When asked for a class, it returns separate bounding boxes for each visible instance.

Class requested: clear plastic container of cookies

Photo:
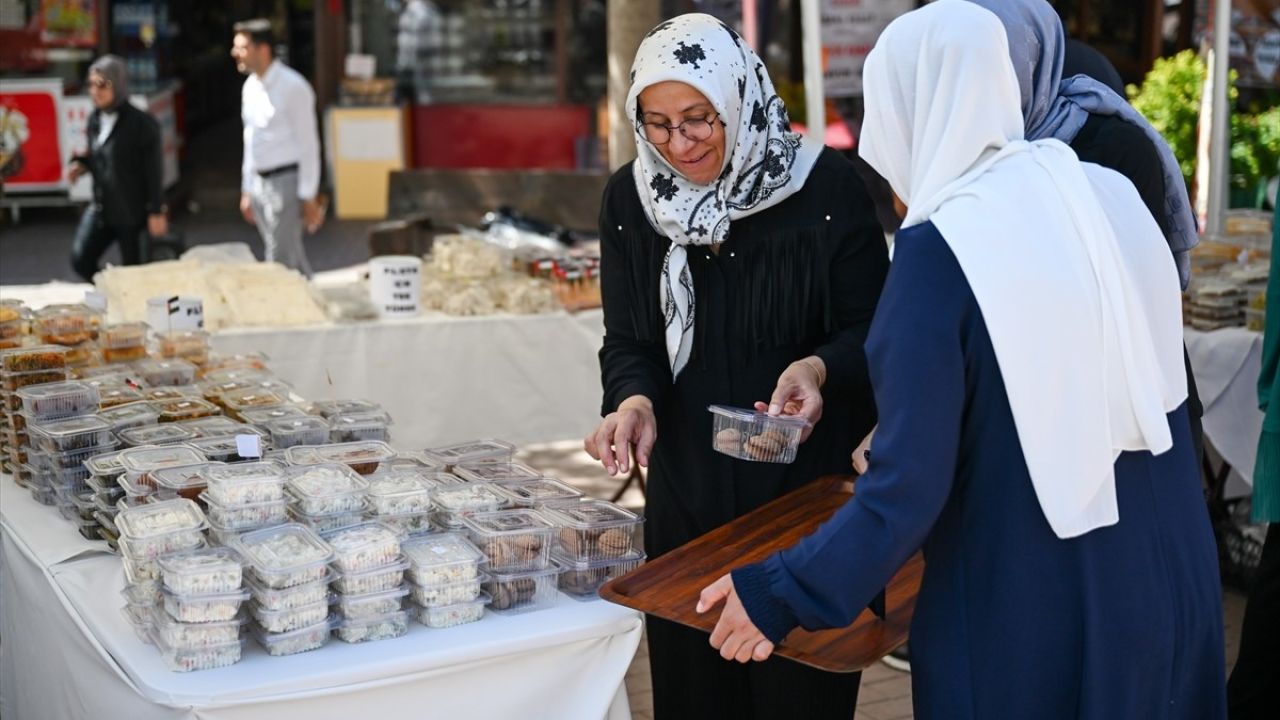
[409,573,485,608]
[200,351,270,377]
[34,304,102,345]
[115,498,208,559]
[251,599,331,634]
[285,440,395,476]
[159,546,244,595]
[97,400,161,431]
[0,344,69,373]
[330,556,410,595]
[234,523,334,589]
[399,530,483,586]
[238,404,310,425]
[554,550,646,599]
[118,423,198,447]
[184,431,270,463]
[707,405,810,464]
[287,506,365,534]
[490,478,583,508]
[327,411,392,443]
[431,483,508,529]
[96,384,146,409]
[484,565,560,615]
[153,397,221,423]
[29,415,114,452]
[134,359,198,388]
[16,381,99,419]
[150,604,246,649]
[541,499,644,563]
[222,387,289,418]
[150,628,243,672]
[423,438,515,468]
[334,610,409,643]
[415,594,488,628]
[365,470,434,515]
[462,509,555,573]
[201,492,289,530]
[162,586,250,623]
[142,386,199,403]
[321,521,403,573]
[265,416,330,449]
[155,330,211,365]
[244,568,335,611]
[251,616,333,656]
[453,460,544,484]
[333,584,410,620]
[284,463,370,515]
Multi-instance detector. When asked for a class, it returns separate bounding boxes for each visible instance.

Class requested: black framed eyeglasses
[638,113,721,145]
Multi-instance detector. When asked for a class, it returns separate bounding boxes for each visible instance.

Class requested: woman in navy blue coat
[698,3,1227,717]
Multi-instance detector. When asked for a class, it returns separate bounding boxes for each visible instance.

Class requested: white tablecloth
[1186,327,1265,494]
[0,481,642,720]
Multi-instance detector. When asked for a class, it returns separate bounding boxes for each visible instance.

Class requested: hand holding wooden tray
[600,475,922,673]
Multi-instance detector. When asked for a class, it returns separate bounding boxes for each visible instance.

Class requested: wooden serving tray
[600,475,923,673]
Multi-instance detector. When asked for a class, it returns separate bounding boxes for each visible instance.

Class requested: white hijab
[626,13,823,377]
[860,0,1187,539]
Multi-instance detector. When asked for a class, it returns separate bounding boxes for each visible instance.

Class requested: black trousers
[71,207,142,282]
[1228,524,1280,718]
[648,615,861,720]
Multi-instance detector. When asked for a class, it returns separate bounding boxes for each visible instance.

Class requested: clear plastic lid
[97,385,146,407]
[101,322,148,349]
[158,547,244,594]
[333,610,410,643]
[238,405,310,424]
[203,460,287,486]
[222,387,289,412]
[184,431,269,461]
[490,478,583,507]
[284,462,369,498]
[119,445,207,474]
[462,508,555,537]
[115,498,207,539]
[402,532,485,570]
[250,616,333,656]
[97,400,161,430]
[200,352,269,375]
[309,398,383,419]
[16,381,99,418]
[142,386,201,403]
[134,359,198,387]
[432,483,507,514]
[176,416,255,439]
[328,411,392,430]
[453,460,544,483]
[539,499,642,530]
[265,416,330,446]
[285,441,395,472]
[199,366,270,386]
[30,415,115,451]
[153,397,221,423]
[707,404,812,427]
[151,461,224,494]
[86,448,126,478]
[365,470,434,509]
[321,521,404,572]
[118,424,197,446]
[242,567,335,610]
[423,438,516,466]
[235,523,333,571]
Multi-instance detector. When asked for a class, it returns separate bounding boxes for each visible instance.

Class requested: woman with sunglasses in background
[584,13,888,718]
[67,55,166,282]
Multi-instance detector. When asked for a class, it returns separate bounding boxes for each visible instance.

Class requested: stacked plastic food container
[464,508,560,614]
[100,322,149,363]
[86,450,127,548]
[34,304,103,369]
[1,345,71,498]
[200,461,290,544]
[543,500,646,600]
[155,329,211,365]
[19,382,114,531]
[237,523,336,657]
[283,462,371,532]
[403,532,489,628]
[151,547,249,672]
[364,467,436,535]
[324,521,411,643]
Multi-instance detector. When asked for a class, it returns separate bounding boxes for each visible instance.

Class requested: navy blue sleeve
[734,222,968,642]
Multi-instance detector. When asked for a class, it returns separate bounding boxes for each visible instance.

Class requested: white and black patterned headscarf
[626,13,823,378]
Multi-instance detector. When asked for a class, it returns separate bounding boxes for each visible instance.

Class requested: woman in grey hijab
[67,55,167,281]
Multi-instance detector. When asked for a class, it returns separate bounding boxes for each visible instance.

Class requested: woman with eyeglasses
[583,13,888,719]
[66,55,166,282]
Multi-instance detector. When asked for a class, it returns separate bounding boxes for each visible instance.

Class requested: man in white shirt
[231,19,322,277]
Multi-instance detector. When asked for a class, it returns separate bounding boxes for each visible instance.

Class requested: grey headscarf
[88,55,129,112]
[966,0,1198,288]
